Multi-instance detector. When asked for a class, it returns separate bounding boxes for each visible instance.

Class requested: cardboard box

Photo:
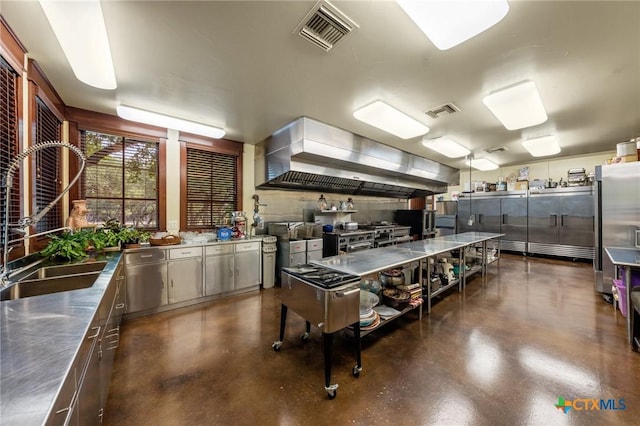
[515,180,528,190]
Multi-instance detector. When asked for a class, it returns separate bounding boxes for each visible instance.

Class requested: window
[80,130,159,229]
[0,56,20,252]
[33,97,62,234]
[185,146,239,229]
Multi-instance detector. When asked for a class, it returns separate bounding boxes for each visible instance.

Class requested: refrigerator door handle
[502,214,508,225]
[550,215,558,226]
[560,214,567,227]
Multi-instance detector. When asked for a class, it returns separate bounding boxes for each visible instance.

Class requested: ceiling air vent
[485,146,509,154]
[425,103,460,119]
[294,1,357,52]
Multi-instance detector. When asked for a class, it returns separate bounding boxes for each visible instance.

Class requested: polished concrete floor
[104,254,640,425]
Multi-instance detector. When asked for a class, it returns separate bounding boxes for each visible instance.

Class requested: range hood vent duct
[255,117,459,199]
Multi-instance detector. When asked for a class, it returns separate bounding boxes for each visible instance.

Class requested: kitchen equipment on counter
[323,230,375,257]
[273,265,363,399]
[382,288,411,310]
[149,234,182,246]
[318,194,328,210]
[322,224,334,233]
[568,168,587,186]
[395,209,437,239]
[216,227,233,241]
[344,222,358,231]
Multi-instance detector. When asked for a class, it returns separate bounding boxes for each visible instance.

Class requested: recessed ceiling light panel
[353,100,430,139]
[117,105,225,139]
[482,81,547,130]
[465,158,499,171]
[39,0,116,90]
[396,0,510,50]
[522,135,561,157]
[422,136,470,158]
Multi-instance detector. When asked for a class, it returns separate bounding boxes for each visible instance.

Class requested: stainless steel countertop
[0,252,123,425]
[311,232,504,276]
[604,247,640,267]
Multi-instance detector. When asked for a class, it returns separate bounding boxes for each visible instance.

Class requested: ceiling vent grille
[485,146,509,154]
[295,1,357,52]
[425,103,460,119]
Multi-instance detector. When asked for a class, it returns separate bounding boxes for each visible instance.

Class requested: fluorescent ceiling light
[422,136,470,158]
[522,135,561,157]
[39,0,116,90]
[117,105,226,139]
[482,81,547,130]
[353,100,429,139]
[465,158,499,171]
[396,0,509,50]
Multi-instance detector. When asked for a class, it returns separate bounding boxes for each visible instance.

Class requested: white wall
[446,150,616,200]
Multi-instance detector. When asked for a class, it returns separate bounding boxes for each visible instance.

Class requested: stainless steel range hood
[255,117,459,199]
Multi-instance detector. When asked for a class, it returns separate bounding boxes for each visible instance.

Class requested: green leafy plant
[41,231,89,261]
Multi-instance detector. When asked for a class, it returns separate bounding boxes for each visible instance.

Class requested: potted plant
[41,231,89,261]
[118,227,150,249]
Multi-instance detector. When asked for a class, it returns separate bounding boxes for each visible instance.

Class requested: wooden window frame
[66,107,167,231]
[179,133,243,231]
[0,18,26,260]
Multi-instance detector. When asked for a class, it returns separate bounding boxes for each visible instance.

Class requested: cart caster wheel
[325,384,338,399]
[301,332,310,342]
[272,341,282,352]
[352,365,362,377]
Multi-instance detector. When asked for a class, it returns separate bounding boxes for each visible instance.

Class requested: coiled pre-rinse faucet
[1,141,86,287]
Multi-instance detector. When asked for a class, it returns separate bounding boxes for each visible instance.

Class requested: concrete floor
[104,254,640,425]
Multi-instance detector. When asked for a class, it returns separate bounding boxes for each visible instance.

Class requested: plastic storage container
[613,276,640,317]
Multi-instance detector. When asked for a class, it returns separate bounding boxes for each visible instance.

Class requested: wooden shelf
[315,210,357,214]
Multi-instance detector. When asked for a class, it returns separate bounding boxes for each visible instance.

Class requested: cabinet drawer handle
[140,254,154,258]
[88,326,101,339]
[115,303,125,310]
[56,407,70,415]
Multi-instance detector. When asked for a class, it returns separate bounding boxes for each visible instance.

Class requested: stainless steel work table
[604,247,640,343]
[436,232,505,276]
[397,239,469,312]
[0,252,122,425]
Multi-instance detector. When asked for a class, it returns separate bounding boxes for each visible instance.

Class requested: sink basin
[20,261,107,280]
[0,261,107,301]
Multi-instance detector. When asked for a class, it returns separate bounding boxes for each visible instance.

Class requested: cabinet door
[528,196,560,244]
[205,253,235,295]
[234,250,261,289]
[77,338,100,425]
[501,197,527,242]
[125,263,168,313]
[167,258,203,304]
[559,195,594,247]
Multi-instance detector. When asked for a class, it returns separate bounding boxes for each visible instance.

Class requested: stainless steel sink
[20,261,107,280]
[0,261,107,301]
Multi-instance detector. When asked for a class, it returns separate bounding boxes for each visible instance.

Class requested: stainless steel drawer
[235,241,260,253]
[169,247,203,259]
[125,249,166,264]
[205,244,234,256]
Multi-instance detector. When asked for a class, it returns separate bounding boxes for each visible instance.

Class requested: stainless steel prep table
[0,252,122,426]
[436,232,505,278]
[604,247,640,343]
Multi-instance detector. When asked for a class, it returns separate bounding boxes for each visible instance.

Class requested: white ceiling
[2,1,639,171]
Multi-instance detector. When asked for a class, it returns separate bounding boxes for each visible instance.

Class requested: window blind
[34,97,62,234]
[0,57,20,252]
[186,147,238,228]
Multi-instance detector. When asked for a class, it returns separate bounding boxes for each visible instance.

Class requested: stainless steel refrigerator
[594,162,640,294]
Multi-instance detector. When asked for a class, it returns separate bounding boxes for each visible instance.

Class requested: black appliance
[394,209,436,239]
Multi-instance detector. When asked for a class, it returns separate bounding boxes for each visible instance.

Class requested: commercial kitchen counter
[0,252,122,425]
